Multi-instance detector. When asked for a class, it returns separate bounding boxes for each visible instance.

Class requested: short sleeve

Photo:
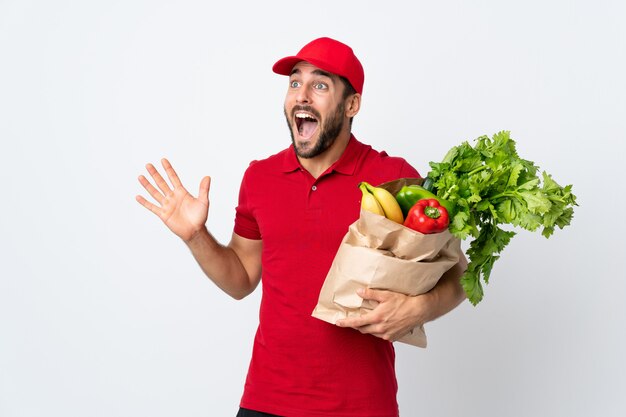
[233,169,261,240]
[398,159,421,179]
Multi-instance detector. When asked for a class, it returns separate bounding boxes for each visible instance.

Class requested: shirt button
[312,185,318,191]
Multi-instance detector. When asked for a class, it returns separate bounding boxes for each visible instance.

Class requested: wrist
[183,225,210,246]
[413,291,437,324]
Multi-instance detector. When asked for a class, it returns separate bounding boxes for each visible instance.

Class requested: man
[136,37,467,417]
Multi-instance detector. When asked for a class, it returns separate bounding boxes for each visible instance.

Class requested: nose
[295,84,311,104]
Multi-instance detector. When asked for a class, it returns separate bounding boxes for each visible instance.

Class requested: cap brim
[272,56,304,75]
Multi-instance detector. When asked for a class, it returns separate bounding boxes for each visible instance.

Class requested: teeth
[295,113,316,120]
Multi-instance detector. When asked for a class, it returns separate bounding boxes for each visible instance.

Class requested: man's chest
[250,173,362,251]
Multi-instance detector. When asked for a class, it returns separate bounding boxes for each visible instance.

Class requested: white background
[1,1,625,416]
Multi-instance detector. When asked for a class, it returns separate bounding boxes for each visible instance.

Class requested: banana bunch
[359,182,404,224]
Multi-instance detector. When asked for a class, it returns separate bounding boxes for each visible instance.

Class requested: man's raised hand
[136,158,211,242]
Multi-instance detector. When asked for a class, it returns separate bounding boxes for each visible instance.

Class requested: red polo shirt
[234,135,420,417]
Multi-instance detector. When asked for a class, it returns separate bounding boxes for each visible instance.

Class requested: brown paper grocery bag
[311,178,463,348]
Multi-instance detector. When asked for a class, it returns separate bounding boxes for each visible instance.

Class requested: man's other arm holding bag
[336,254,467,342]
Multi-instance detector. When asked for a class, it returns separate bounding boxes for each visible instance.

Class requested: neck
[298,130,352,179]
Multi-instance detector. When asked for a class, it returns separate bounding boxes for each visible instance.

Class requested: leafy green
[427,131,578,305]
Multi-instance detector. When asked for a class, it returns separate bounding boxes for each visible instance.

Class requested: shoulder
[358,140,420,178]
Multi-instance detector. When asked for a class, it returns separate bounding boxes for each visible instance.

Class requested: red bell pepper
[403,198,449,234]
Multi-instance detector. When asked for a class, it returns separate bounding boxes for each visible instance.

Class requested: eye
[290,80,301,88]
[314,82,328,90]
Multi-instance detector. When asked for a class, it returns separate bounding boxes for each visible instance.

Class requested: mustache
[290,105,321,120]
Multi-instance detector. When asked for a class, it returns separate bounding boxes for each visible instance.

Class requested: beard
[284,100,346,159]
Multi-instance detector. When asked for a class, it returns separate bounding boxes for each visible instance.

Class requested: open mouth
[294,111,319,140]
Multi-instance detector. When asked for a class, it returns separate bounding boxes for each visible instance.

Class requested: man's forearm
[184,227,259,300]
[335,255,468,341]
[420,256,468,323]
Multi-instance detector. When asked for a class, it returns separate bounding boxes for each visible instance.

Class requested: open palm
[136,158,211,242]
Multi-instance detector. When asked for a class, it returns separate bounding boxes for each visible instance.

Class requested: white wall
[1,1,624,416]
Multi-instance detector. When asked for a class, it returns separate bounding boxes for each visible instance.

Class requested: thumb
[199,176,211,203]
[357,287,389,302]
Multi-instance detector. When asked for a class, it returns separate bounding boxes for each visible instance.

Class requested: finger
[161,158,185,189]
[353,322,395,341]
[198,176,211,203]
[339,320,387,340]
[145,162,172,195]
[135,194,162,216]
[336,314,373,329]
[355,324,384,337]
[358,288,390,303]
[137,175,164,204]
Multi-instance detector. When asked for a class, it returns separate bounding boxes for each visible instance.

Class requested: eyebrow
[289,68,334,80]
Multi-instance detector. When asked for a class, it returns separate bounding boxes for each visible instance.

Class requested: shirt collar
[281,134,364,175]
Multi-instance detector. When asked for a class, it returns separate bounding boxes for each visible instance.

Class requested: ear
[345,94,361,118]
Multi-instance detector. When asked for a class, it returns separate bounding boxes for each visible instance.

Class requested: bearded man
[136,37,467,417]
